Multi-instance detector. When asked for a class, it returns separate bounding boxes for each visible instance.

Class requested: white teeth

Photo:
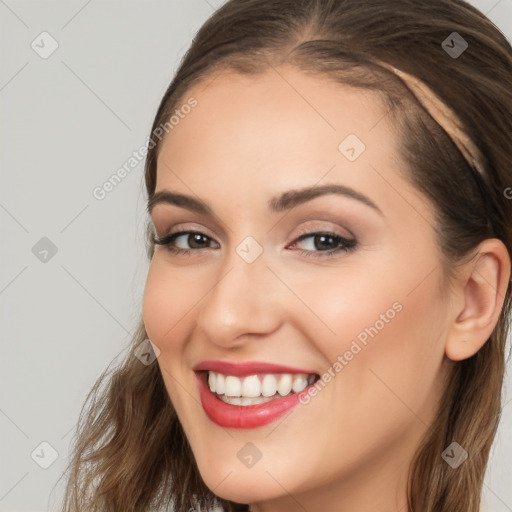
[241,396,273,405]
[261,374,277,397]
[241,375,261,397]
[224,375,242,397]
[277,374,292,396]
[207,371,316,401]
[208,372,216,393]
[220,395,277,406]
[215,373,225,395]
[292,375,308,393]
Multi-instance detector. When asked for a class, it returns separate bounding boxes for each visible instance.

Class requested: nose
[195,246,284,349]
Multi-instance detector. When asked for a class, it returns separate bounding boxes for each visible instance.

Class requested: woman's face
[143,65,453,510]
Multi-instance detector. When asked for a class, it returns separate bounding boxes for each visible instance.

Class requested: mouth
[204,371,319,406]
[194,364,321,429]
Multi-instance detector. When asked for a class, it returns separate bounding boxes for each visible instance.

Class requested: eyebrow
[147,184,383,217]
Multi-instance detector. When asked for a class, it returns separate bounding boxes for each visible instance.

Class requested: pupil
[315,234,336,250]
[190,234,207,248]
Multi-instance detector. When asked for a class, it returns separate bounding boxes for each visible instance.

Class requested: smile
[193,360,320,428]
[208,371,317,405]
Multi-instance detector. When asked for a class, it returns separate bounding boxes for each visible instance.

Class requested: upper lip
[193,360,319,377]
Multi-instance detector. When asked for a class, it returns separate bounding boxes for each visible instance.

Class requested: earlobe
[445,239,511,362]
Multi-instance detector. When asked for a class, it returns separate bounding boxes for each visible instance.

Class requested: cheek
[289,251,448,415]
[142,254,205,349]
[326,267,448,431]
[266,266,448,482]
[142,256,205,412]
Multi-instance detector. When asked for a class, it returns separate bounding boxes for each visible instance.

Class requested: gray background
[1,1,511,511]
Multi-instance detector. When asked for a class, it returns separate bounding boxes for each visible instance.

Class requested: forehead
[156,65,393,186]
[152,65,437,246]
[153,65,441,231]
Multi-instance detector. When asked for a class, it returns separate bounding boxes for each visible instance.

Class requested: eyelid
[156,222,218,240]
[155,220,355,243]
[290,221,355,242]
[150,210,230,240]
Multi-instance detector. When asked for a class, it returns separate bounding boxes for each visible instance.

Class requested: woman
[59,1,512,510]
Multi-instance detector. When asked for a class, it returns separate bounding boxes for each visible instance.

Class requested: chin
[201,473,280,505]
[196,452,312,506]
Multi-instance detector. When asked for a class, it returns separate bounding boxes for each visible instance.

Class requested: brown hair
[59,1,512,511]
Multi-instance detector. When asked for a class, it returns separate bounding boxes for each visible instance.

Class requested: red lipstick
[193,360,319,429]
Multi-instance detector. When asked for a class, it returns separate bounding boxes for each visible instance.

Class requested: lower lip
[196,372,313,429]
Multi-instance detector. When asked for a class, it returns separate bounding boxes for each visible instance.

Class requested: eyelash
[152,229,357,258]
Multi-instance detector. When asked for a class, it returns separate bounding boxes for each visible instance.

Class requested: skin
[142,64,510,512]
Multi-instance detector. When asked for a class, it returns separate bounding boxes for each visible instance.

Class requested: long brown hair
[59,1,512,510]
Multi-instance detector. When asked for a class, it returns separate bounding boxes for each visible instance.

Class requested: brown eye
[312,234,339,250]
[185,233,211,249]
[153,230,220,255]
[290,231,357,258]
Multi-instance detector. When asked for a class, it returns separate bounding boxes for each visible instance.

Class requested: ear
[445,239,511,362]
